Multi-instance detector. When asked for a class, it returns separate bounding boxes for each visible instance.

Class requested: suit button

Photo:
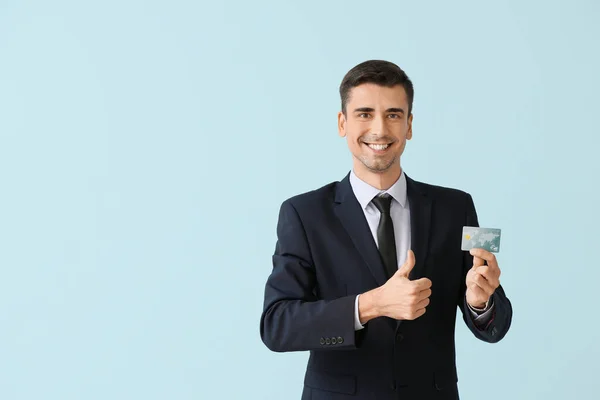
[395,333,404,342]
[319,337,325,345]
[325,338,331,345]
[331,337,337,345]
[337,336,343,344]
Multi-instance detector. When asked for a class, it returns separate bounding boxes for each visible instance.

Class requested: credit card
[461,226,501,253]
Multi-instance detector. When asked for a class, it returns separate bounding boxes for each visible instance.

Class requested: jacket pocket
[304,368,357,395]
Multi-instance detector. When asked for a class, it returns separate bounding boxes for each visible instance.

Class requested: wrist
[358,288,382,324]
[468,298,489,311]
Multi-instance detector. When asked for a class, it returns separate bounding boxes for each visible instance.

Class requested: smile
[367,143,390,150]
[363,142,393,152]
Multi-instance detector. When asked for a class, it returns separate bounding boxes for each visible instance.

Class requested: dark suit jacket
[260,172,512,400]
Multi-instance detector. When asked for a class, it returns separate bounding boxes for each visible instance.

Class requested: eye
[387,114,401,119]
[358,113,370,118]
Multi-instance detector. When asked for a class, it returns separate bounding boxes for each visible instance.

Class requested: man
[260,60,512,400]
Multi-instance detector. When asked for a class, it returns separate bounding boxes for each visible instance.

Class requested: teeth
[368,144,389,150]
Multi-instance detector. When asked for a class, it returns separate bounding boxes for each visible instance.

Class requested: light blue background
[1,0,598,399]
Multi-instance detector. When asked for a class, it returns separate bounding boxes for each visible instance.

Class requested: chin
[364,159,397,173]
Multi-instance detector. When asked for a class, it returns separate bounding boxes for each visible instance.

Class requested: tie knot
[371,194,393,214]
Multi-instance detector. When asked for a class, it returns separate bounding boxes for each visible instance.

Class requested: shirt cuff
[467,296,495,322]
[354,294,365,331]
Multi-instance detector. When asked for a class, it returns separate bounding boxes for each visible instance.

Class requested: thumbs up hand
[373,250,432,321]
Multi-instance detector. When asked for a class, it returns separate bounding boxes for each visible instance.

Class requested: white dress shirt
[349,169,493,330]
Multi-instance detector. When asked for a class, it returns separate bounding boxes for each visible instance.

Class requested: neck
[353,160,402,190]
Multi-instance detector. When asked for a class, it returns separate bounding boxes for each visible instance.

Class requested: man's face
[338,83,413,174]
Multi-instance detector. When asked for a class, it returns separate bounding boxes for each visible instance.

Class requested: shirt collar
[349,169,408,210]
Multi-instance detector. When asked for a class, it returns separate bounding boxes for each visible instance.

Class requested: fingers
[472,273,494,296]
[473,255,485,268]
[469,249,501,290]
[415,298,429,318]
[474,265,500,287]
[397,249,416,277]
[402,282,431,321]
[470,248,498,269]
[406,306,427,320]
[416,297,430,309]
[468,283,488,302]
[418,288,432,301]
[412,277,432,291]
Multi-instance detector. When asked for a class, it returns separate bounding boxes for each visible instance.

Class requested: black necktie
[371,194,398,279]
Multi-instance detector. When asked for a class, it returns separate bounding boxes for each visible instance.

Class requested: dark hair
[339,60,414,116]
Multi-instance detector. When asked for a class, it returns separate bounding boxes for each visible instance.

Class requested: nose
[370,114,387,136]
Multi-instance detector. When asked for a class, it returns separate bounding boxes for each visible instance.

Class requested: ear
[406,113,413,140]
[338,111,346,138]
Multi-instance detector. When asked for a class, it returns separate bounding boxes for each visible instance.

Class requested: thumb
[472,254,485,268]
[397,249,416,278]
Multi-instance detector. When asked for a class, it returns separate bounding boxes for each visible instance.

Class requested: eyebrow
[353,107,405,114]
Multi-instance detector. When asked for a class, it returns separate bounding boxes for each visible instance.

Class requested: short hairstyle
[339,60,414,116]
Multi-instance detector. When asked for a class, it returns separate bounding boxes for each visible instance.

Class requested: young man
[260,60,512,400]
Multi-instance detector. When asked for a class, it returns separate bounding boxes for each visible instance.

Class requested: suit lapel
[334,174,388,288]
[406,175,432,281]
[396,175,432,330]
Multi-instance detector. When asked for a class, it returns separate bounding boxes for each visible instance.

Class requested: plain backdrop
[1,0,599,399]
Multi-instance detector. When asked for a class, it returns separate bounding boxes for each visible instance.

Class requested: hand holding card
[462,226,502,309]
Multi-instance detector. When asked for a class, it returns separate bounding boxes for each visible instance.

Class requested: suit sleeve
[458,193,513,343]
[260,200,367,352]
